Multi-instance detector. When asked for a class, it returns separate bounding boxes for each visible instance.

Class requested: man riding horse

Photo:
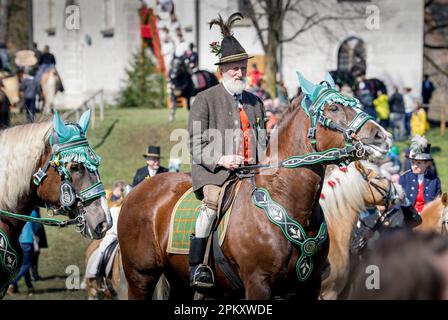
[188,12,267,289]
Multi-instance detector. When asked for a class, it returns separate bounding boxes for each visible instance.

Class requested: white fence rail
[63,89,105,129]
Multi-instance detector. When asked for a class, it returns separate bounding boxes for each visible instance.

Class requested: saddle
[96,239,119,280]
[215,177,241,224]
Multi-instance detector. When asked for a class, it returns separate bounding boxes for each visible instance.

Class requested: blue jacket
[19,210,39,244]
[399,169,442,205]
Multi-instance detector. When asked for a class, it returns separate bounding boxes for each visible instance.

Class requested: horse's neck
[419,199,444,232]
[258,107,324,225]
[325,204,359,260]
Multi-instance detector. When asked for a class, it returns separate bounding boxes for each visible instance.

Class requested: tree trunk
[265,41,278,99]
[0,0,9,43]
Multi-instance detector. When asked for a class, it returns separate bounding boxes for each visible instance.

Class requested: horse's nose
[373,128,386,144]
[95,221,109,237]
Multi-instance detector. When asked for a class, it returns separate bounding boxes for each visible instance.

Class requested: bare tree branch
[280,14,362,43]
[424,53,448,78]
[424,42,448,50]
[425,22,448,34]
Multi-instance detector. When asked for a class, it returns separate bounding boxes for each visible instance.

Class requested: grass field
[4,106,447,299]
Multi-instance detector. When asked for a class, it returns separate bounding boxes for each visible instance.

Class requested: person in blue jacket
[7,209,40,296]
[399,135,442,214]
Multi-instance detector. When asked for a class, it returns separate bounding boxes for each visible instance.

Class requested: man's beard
[223,74,247,95]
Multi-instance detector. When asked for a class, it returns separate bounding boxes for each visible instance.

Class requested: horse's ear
[442,193,448,207]
[53,111,70,139]
[324,72,336,89]
[78,110,91,133]
[296,71,316,97]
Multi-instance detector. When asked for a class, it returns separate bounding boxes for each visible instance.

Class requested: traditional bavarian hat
[209,12,253,66]
[408,135,433,161]
[143,145,163,159]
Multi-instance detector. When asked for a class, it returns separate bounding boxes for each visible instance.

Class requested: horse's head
[34,111,112,239]
[296,72,392,160]
[170,57,187,77]
[354,161,406,208]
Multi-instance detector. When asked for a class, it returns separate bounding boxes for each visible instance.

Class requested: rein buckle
[33,168,47,186]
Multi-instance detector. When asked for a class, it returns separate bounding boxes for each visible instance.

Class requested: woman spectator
[411,102,429,136]
[373,90,390,129]
[7,210,40,296]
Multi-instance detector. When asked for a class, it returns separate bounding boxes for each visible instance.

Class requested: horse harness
[0,124,106,297]
[32,125,106,222]
[231,87,376,282]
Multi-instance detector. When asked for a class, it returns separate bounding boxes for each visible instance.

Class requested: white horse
[40,69,61,114]
[319,162,405,300]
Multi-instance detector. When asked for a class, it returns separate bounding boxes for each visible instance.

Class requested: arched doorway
[337,37,366,77]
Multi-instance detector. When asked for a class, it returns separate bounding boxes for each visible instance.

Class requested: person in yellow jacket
[411,103,429,136]
[373,90,390,129]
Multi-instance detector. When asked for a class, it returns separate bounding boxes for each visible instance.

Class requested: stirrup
[191,264,215,289]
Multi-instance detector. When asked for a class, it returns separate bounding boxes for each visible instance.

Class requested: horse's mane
[275,94,302,133]
[0,121,52,210]
[319,163,367,222]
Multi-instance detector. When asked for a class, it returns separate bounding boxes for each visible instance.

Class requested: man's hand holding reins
[218,155,244,170]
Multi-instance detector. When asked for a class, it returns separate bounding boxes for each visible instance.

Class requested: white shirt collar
[148,167,157,177]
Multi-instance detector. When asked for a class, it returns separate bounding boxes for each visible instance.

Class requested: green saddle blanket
[167,187,232,254]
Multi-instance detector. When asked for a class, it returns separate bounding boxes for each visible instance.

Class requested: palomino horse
[40,69,62,114]
[118,72,392,300]
[85,240,124,300]
[0,110,111,297]
[319,162,405,300]
[417,193,448,234]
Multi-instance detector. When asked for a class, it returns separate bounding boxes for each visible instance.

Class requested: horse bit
[243,86,377,281]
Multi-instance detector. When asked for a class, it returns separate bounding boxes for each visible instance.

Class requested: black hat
[408,135,433,161]
[143,145,162,159]
[209,12,253,66]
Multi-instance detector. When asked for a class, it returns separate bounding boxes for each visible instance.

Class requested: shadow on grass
[93,119,119,149]
[38,274,68,281]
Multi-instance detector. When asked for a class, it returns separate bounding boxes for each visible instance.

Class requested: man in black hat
[188,12,267,288]
[132,145,168,187]
[399,135,441,214]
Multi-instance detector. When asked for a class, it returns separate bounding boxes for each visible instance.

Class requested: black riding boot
[189,235,214,288]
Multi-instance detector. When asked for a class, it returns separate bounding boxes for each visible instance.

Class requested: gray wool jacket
[188,83,267,192]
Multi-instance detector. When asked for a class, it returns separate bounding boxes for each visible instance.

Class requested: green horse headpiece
[51,110,101,172]
[296,71,363,117]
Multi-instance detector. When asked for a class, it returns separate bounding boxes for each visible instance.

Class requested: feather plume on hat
[410,135,427,154]
[208,12,243,36]
[409,135,432,160]
[208,12,253,65]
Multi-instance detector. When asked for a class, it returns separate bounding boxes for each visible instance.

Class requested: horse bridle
[302,86,374,151]
[32,125,106,231]
[357,165,400,210]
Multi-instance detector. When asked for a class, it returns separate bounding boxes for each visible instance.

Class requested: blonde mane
[320,163,367,222]
[0,122,52,210]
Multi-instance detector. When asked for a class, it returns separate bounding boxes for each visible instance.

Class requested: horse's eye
[329,104,339,112]
[71,164,80,171]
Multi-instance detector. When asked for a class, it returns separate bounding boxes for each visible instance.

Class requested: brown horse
[319,162,405,300]
[417,193,448,234]
[118,75,392,300]
[0,110,111,298]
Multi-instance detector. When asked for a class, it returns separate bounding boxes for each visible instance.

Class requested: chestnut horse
[417,193,448,234]
[118,73,392,300]
[319,162,405,300]
[0,110,111,298]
